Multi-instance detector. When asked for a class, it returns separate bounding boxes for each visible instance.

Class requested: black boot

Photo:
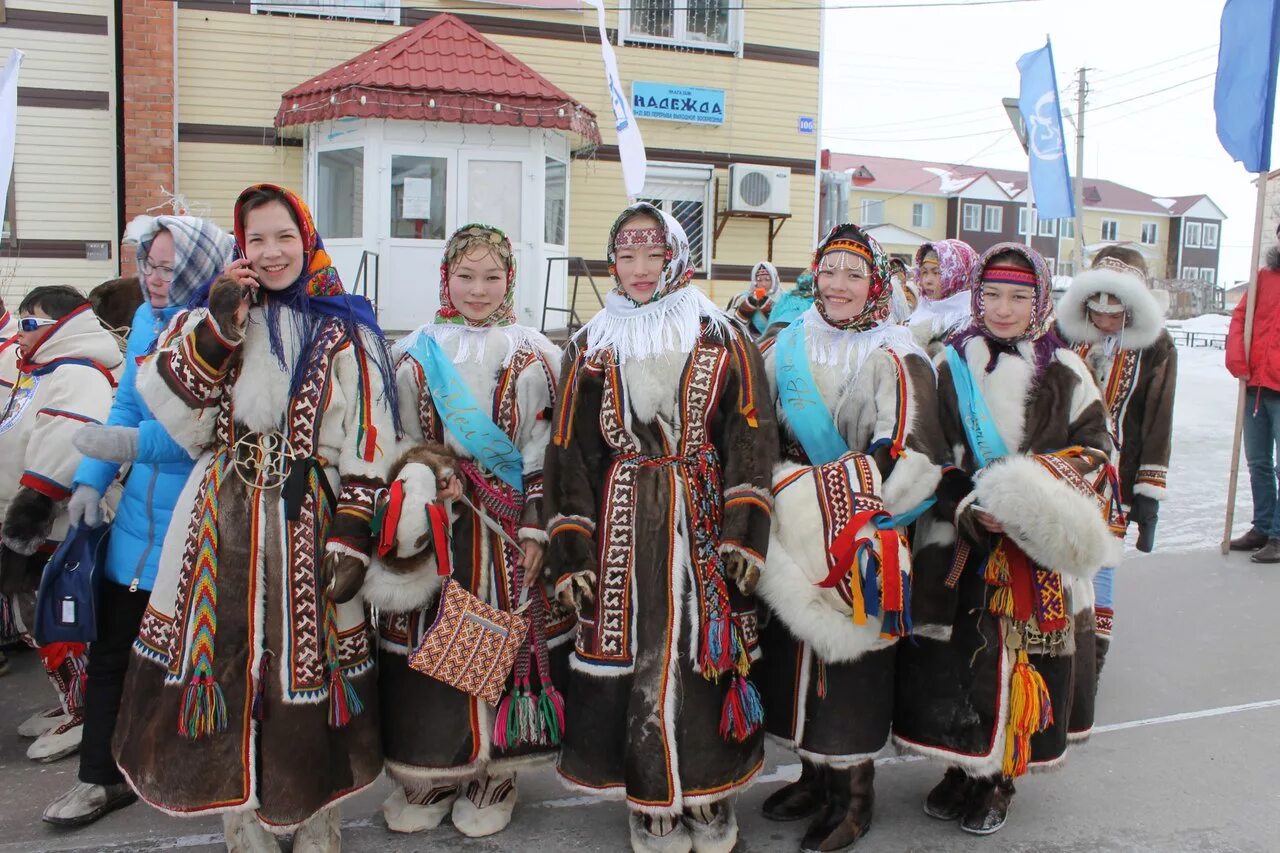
[1095,635,1111,679]
[763,760,827,822]
[799,761,873,852]
[1251,538,1280,563]
[923,768,970,821]
[960,775,1015,836]
[1230,527,1269,551]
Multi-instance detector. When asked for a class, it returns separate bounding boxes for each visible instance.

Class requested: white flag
[0,50,24,231]
[584,0,646,199]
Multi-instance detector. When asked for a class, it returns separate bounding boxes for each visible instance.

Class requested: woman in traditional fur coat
[113,184,398,851]
[366,223,572,838]
[755,224,944,852]
[726,261,782,339]
[543,202,776,853]
[1056,246,1175,686]
[907,239,979,355]
[894,243,1120,837]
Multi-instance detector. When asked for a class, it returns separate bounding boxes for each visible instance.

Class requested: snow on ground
[1156,342,1243,553]
[1169,313,1231,334]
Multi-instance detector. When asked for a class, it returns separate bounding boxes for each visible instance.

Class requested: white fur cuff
[1132,482,1168,501]
[519,526,550,545]
[326,542,370,566]
[719,543,764,574]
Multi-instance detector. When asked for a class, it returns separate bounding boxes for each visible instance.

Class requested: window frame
[1184,221,1202,248]
[638,162,713,274]
[860,198,886,227]
[1037,217,1056,237]
[911,201,933,229]
[618,0,743,54]
[1100,219,1119,242]
[1198,267,1216,284]
[1140,221,1159,245]
[252,0,400,23]
[983,205,1003,233]
[962,202,982,232]
[1181,266,1199,280]
[1201,222,1219,249]
[314,146,365,241]
[1059,218,1075,239]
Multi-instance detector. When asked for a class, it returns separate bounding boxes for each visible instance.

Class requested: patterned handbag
[406,502,528,705]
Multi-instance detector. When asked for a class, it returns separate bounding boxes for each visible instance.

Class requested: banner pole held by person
[1216,0,1280,553]
[1016,38,1074,224]
[583,0,646,202]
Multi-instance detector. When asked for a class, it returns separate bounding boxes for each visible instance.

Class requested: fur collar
[231,306,302,434]
[1058,267,1165,350]
[957,336,1035,455]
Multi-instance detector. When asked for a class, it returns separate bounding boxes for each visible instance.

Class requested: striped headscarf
[125,214,236,310]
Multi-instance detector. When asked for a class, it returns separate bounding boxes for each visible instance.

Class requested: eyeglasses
[138,257,177,282]
[18,316,58,332]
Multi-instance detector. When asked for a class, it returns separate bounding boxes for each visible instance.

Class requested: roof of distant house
[827,152,1220,218]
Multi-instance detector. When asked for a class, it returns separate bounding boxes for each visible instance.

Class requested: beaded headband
[1093,256,1147,283]
[1086,297,1127,315]
[820,240,874,265]
[614,227,665,249]
[982,264,1038,287]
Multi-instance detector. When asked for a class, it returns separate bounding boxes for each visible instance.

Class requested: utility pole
[1073,67,1088,274]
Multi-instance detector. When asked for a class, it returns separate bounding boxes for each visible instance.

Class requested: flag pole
[1222,169,1270,553]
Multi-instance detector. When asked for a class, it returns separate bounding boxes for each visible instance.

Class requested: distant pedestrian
[726,260,782,339]
[1226,225,1280,562]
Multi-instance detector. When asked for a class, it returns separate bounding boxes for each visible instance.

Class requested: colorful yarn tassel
[323,599,364,729]
[1002,648,1053,778]
[701,615,734,679]
[179,675,229,739]
[719,675,764,743]
[538,685,566,745]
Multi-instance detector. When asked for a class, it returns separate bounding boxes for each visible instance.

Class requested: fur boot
[763,760,827,821]
[451,771,517,839]
[629,811,693,853]
[382,783,458,833]
[222,810,280,852]
[684,801,738,853]
[960,775,1015,836]
[292,806,341,853]
[800,760,874,852]
[923,768,971,821]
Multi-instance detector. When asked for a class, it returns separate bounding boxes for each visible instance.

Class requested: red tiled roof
[827,152,1178,216]
[1163,194,1207,215]
[275,13,600,143]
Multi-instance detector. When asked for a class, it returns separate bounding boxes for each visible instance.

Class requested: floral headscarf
[949,242,1064,376]
[436,224,517,327]
[913,238,980,300]
[607,201,694,305]
[810,223,892,331]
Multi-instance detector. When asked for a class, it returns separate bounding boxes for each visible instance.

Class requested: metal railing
[353,250,380,312]
[1169,329,1227,349]
[541,256,605,339]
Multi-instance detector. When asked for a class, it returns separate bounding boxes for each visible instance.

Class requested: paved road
[2,547,1277,852]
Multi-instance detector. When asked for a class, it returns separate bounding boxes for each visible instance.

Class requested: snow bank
[1170,314,1231,333]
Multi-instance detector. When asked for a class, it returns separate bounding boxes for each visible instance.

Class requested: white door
[379,147,456,334]
[458,152,538,326]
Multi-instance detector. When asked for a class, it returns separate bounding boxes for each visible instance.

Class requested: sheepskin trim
[796,741,889,769]
[325,541,370,566]
[549,513,596,538]
[719,542,765,575]
[1134,465,1169,501]
[518,526,549,545]
[361,556,441,613]
[954,491,980,527]
[757,518,897,664]
[1067,574,1096,615]
[882,448,941,519]
[1132,481,1168,501]
[385,757,486,785]
[973,456,1121,579]
[1058,267,1165,350]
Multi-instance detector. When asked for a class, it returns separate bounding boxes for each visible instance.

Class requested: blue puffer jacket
[75,303,193,591]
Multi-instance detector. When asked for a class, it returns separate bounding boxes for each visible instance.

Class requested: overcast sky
[820,0,1277,286]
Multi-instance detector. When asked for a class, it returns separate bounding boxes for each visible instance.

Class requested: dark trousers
[79,579,149,786]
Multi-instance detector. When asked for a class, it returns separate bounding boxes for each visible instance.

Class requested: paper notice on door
[402,177,433,219]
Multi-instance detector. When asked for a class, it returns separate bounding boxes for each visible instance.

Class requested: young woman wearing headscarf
[113,184,398,850]
[42,215,235,828]
[543,202,776,853]
[753,224,945,852]
[366,223,571,839]
[907,238,980,355]
[894,244,1119,837]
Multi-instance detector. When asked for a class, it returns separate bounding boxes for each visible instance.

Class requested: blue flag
[1214,0,1280,174]
[1017,39,1075,221]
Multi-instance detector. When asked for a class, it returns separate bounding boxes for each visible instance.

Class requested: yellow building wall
[177,143,305,228]
[0,257,119,303]
[1077,210,1170,278]
[845,190,947,256]
[9,0,110,15]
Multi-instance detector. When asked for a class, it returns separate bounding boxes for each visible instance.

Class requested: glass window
[1038,217,1056,237]
[316,148,363,239]
[1140,222,1158,245]
[1202,222,1219,248]
[983,205,1002,233]
[544,157,567,245]
[1060,218,1075,239]
[390,155,447,240]
[912,202,933,229]
[1059,260,1075,277]
[640,195,708,271]
[1181,266,1198,280]
[466,160,522,242]
[1184,221,1202,247]
[962,203,982,232]
[253,0,399,23]
[1199,268,1216,284]
[623,0,736,50]
[1018,208,1032,236]
[861,198,885,226]
[1101,219,1119,241]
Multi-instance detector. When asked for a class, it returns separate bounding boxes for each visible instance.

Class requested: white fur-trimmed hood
[1058,267,1165,350]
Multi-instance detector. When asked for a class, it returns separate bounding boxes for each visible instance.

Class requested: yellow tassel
[985,542,1011,586]
[1002,648,1053,778]
[989,586,1016,618]
[848,555,867,626]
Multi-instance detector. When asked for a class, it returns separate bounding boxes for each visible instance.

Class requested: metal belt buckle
[232,431,298,491]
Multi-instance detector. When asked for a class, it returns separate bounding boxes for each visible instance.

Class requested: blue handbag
[34,524,109,646]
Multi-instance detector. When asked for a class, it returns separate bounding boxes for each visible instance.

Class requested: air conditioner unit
[728,163,791,215]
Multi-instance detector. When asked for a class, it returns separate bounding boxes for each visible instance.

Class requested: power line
[1089,43,1218,85]
[1087,72,1216,114]
[825,125,1012,143]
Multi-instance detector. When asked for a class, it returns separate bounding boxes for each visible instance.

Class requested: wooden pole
[1222,171,1270,553]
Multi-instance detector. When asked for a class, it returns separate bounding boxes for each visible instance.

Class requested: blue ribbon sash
[945,344,1010,468]
[776,321,848,466]
[404,334,525,491]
